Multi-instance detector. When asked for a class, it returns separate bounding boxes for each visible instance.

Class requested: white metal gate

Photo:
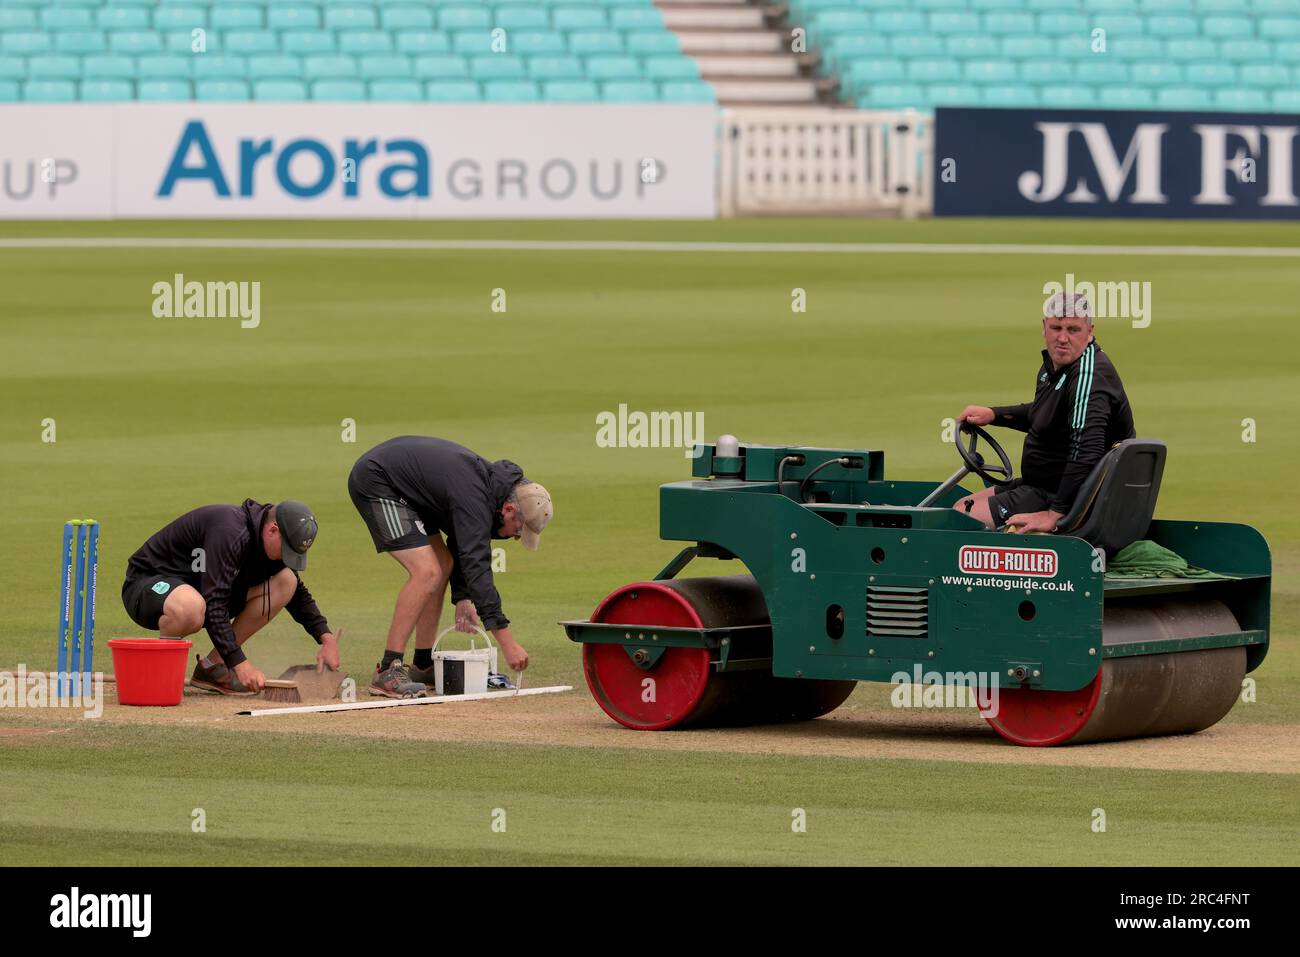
[718,108,932,218]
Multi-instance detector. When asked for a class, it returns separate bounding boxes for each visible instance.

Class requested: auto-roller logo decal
[958,545,1059,578]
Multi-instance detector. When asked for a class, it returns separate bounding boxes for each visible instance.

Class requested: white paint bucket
[431,626,496,696]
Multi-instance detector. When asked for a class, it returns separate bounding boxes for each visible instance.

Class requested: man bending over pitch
[122,499,338,695]
[348,436,551,697]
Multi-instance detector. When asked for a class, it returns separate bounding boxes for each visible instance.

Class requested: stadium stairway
[660,0,838,104]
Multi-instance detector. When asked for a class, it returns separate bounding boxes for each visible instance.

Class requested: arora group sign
[0,103,717,219]
[933,106,1300,219]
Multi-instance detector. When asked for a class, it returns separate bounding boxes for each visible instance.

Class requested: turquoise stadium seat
[497,9,550,30]
[1273,88,1300,109]
[1130,61,1182,84]
[3,33,53,55]
[1142,0,1194,10]
[413,56,470,78]
[529,55,585,80]
[1003,34,1054,56]
[626,32,680,54]
[0,56,25,80]
[544,79,600,100]
[43,8,94,30]
[306,55,359,79]
[1261,16,1300,35]
[930,12,982,32]
[1026,0,1080,8]
[928,82,981,104]
[439,7,492,31]
[1040,84,1097,104]
[1098,85,1157,106]
[212,7,266,31]
[947,35,1000,57]
[358,55,412,79]
[1037,13,1091,34]
[283,31,338,54]
[893,34,946,56]
[269,6,322,31]
[1156,86,1214,107]
[1111,37,1166,58]
[610,8,664,28]
[1186,60,1237,83]
[225,32,279,55]
[644,55,698,79]
[165,30,220,54]
[1166,37,1219,59]
[396,31,452,54]
[194,55,249,80]
[0,10,38,30]
[97,9,151,31]
[857,83,926,107]
[369,79,423,100]
[570,31,623,53]
[1203,16,1254,35]
[138,79,193,101]
[1254,0,1300,12]
[965,59,1019,82]
[423,80,481,101]
[554,8,608,30]
[848,59,907,90]
[1146,15,1201,35]
[56,32,107,54]
[339,31,393,54]
[324,7,379,31]
[196,79,251,100]
[983,84,1039,105]
[587,55,641,79]
[1215,87,1270,108]
[249,55,304,80]
[470,55,527,79]
[24,79,77,101]
[1075,59,1131,82]
[985,12,1037,32]
[659,80,715,101]
[873,11,927,31]
[310,79,366,100]
[1222,39,1271,60]
[380,7,434,30]
[254,79,309,100]
[1020,57,1075,82]
[110,32,164,54]
[909,58,962,81]
[970,0,1028,9]
[1275,40,1300,61]
[513,32,566,55]
[29,55,81,79]
[825,35,890,69]
[81,78,132,100]
[602,79,658,100]
[1093,14,1146,33]
[1054,35,1101,58]
[1241,62,1290,84]
[483,79,540,101]
[83,55,136,79]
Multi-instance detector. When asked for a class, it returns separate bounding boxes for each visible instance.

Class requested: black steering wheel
[957,420,1015,486]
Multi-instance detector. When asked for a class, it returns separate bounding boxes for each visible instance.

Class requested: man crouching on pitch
[348,436,550,697]
[121,500,339,694]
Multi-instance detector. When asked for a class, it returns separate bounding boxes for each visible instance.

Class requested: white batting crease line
[1,238,1300,257]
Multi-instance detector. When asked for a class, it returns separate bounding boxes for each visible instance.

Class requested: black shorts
[122,574,246,631]
[348,460,435,553]
[987,479,1054,526]
[121,574,188,631]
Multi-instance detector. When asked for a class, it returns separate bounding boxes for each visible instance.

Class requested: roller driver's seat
[1052,439,1166,556]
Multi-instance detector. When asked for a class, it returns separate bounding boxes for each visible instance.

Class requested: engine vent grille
[866,585,928,638]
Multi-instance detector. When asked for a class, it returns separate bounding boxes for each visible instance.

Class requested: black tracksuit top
[990,338,1136,514]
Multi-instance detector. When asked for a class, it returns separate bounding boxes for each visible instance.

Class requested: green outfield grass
[1,218,1297,865]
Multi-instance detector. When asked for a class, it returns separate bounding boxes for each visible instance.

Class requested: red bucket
[108,638,193,706]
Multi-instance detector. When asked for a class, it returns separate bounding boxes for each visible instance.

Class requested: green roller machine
[563,428,1270,746]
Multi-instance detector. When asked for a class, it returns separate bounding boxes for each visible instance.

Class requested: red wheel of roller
[582,581,720,730]
[986,599,1248,746]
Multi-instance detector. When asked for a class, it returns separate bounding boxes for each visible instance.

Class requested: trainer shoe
[487,672,515,690]
[190,655,255,696]
[407,661,436,688]
[368,659,428,699]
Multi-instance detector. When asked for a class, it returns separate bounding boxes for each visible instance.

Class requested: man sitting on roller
[347,436,551,697]
[955,291,1136,533]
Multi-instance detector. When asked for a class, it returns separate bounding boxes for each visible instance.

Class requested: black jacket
[125,499,330,667]
[991,338,1136,514]
[354,436,523,630]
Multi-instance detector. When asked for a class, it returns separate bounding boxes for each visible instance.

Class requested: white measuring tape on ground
[236,684,572,717]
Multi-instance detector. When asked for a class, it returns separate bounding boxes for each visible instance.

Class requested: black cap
[275,500,318,571]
